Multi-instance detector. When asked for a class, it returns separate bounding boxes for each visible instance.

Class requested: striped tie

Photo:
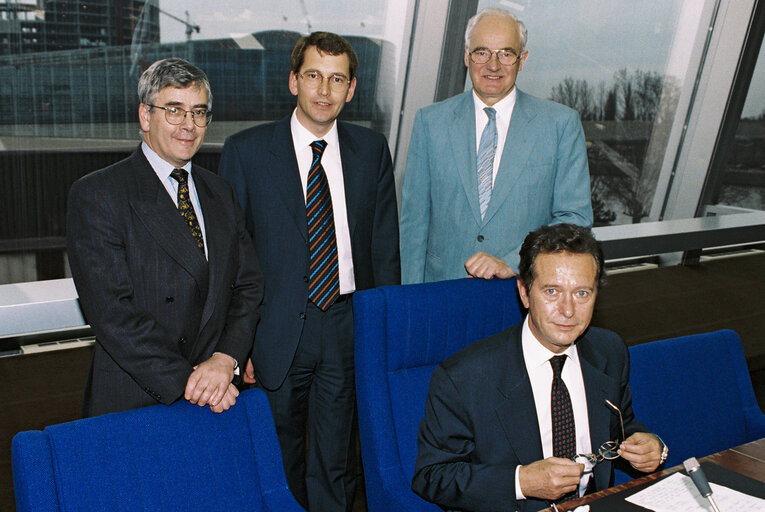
[170,168,205,256]
[306,140,340,311]
[477,107,497,219]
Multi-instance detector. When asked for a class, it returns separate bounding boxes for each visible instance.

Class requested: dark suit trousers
[263,297,356,512]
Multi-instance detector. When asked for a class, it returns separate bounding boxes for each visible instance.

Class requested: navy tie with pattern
[551,355,578,502]
[170,168,205,256]
[306,140,340,311]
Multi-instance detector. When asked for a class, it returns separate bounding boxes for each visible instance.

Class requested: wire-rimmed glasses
[467,47,522,66]
[148,104,212,127]
[572,399,625,471]
[296,71,351,92]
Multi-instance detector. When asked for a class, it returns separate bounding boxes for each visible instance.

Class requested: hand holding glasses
[572,399,624,472]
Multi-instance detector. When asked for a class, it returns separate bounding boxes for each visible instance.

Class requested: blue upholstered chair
[616,329,765,484]
[354,277,523,512]
[12,388,304,512]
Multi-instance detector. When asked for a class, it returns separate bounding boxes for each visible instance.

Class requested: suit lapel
[449,93,482,225]
[127,149,209,292]
[577,332,620,490]
[494,325,544,465]
[484,89,537,223]
[338,122,360,238]
[194,169,223,330]
[267,117,308,241]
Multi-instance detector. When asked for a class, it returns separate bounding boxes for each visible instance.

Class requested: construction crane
[159,8,200,41]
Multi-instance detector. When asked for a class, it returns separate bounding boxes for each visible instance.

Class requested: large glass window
[473,0,715,226]
[701,35,765,215]
[0,0,415,284]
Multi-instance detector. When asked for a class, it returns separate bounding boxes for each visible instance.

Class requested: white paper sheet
[625,472,765,511]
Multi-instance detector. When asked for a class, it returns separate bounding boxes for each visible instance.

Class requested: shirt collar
[472,87,516,119]
[141,141,192,182]
[290,108,340,150]
[521,315,581,372]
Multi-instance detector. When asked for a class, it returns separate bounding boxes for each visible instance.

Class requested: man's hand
[619,432,663,473]
[185,352,236,407]
[464,252,516,279]
[209,383,239,413]
[243,358,257,384]
[518,457,584,501]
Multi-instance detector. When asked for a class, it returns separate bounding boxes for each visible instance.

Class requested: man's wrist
[212,352,239,376]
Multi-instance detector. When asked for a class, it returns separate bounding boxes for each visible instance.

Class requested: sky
[157,0,764,118]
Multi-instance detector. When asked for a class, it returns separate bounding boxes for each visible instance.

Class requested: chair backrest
[616,329,765,484]
[12,388,303,512]
[354,278,523,511]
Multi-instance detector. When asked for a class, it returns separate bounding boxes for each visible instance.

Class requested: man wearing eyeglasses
[413,224,666,511]
[67,58,264,418]
[400,7,593,284]
[219,32,400,511]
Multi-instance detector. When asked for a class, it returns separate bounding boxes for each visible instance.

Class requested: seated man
[412,223,667,511]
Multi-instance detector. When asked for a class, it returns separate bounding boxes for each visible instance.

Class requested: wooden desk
[549,438,765,511]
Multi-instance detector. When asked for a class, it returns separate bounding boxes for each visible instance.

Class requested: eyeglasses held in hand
[572,399,625,470]
[148,105,212,127]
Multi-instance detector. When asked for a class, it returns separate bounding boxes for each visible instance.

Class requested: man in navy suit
[219,32,400,511]
[412,224,666,511]
[400,7,593,284]
[67,58,264,418]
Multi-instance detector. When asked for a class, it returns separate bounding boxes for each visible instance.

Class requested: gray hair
[137,58,213,109]
[464,7,527,51]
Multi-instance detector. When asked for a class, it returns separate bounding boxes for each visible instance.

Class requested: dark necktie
[170,168,205,256]
[306,140,340,311]
[551,355,578,502]
[551,355,576,458]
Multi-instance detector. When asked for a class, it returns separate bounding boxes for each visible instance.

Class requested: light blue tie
[477,107,497,219]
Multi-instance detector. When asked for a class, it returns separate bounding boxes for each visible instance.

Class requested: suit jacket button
[165,296,174,303]
[477,235,485,242]
[299,312,306,320]
[179,337,187,344]
[230,283,236,290]
[303,275,309,283]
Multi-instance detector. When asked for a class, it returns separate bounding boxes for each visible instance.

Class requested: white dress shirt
[473,88,516,184]
[514,315,593,500]
[290,110,356,295]
[142,141,207,258]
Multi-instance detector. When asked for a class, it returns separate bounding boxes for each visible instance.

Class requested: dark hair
[290,31,359,79]
[138,58,212,109]
[518,223,604,291]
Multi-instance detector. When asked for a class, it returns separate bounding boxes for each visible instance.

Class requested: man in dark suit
[412,224,667,511]
[67,58,263,418]
[219,32,400,511]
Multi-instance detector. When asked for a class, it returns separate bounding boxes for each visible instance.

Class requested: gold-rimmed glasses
[572,399,625,469]
[467,47,522,66]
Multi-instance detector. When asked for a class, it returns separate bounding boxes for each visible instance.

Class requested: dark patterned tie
[551,355,578,502]
[170,168,205,256]
[306,140,340,311]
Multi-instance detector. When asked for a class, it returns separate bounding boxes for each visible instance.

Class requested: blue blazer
[67,148,264,417]
[400,89,593,283]
[412,323,647,512]
[219,116,400,390]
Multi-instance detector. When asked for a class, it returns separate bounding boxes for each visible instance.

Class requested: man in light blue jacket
[400,7,592,284]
